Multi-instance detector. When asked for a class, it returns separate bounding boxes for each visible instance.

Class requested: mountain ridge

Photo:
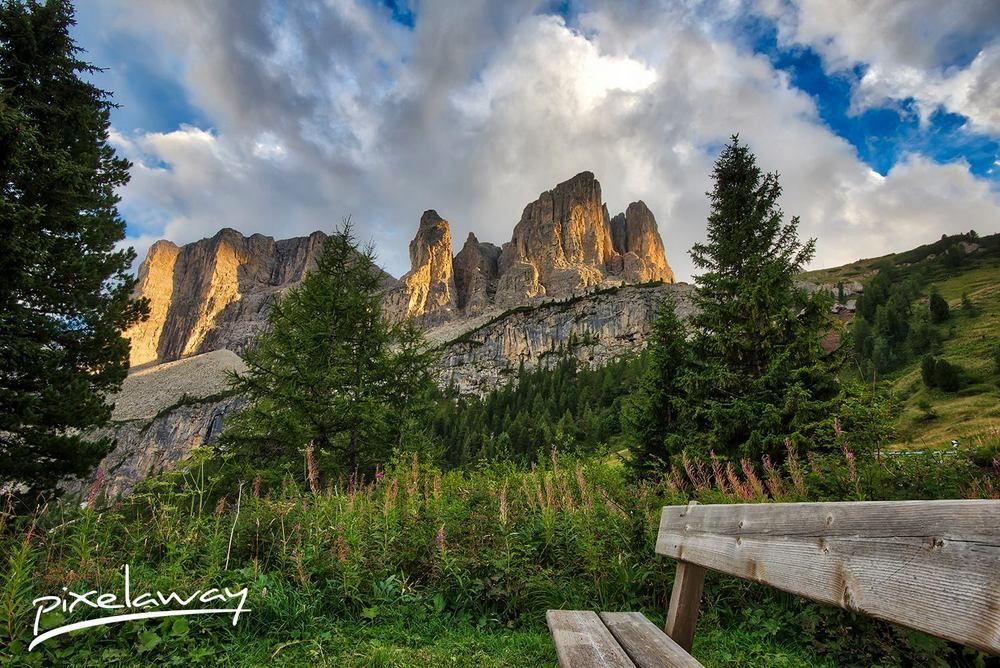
[124,171,676,367]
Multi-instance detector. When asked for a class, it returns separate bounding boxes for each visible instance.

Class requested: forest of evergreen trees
[851,230,990,377]
[429,355,645,467]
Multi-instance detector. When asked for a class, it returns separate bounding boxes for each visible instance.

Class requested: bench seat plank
[656,500,1000,655]
[600,612,704,668]
[546,610,636,667]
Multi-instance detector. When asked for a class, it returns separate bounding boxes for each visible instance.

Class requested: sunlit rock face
[124,229,329,367]
[383,210,459,322]
[610,201,675,284]
[127,172,677,358]
[125,239,181,367]
[496,172,617,304]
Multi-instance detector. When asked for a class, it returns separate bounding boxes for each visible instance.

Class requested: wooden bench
[547,499,1000,666]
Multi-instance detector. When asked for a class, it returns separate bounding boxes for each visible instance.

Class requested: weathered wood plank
[600,612,704,667]
[547,610,636,667]
[663,501,706,652]
[656,500,1000,655]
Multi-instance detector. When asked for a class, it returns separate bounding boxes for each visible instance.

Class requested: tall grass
[2,445,996,666]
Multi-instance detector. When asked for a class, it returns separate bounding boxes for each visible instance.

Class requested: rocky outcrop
[128,173,676,348]
[453,233,501,313]
[493,172,674,305]
[69,350,247,499]
[104,171,681,496]
[610,201,675,283]
[387,173,676,320]
[125,229,329,367]
[125,240,181,367]
[436,282,695,395]
[85,395,244,499]
[383,210,458,321]
[496,172,612,303]
[83,283,693,496]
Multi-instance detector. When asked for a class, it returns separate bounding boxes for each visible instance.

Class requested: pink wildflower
[435,524,446,547]
[85,467,106,506]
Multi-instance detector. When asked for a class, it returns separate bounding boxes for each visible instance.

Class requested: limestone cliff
[610,201,675,283]
[496,172,614,303]
[70,350,247,499]
[436,282,694,395]
[105,170,681,496]
[386,172,675,320]
[85,284,692,497]
[453,233,501,313]
[125,239,181,366]
[383,210,458,321]
[126,229,335,367]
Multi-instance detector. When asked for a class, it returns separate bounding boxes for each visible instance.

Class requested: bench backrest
[657,499,1000,655]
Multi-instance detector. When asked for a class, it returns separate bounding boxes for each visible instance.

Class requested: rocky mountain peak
[610,200,675,284]
[383,210,458,321]
[454,232,501,313]
[124,229,327,367]
[127,171,676,361]
[495,171,615,304]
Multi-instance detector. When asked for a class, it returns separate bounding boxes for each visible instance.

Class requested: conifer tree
[0,0,147,503]
[928,288,950,323]
[621,297,689,477]
[680,135,838,460]
[222,222,435,482]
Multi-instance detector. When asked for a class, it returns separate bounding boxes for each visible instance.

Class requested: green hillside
[805,231,1000,452]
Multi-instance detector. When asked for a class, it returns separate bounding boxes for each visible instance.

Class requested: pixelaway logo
[30,565,249,651]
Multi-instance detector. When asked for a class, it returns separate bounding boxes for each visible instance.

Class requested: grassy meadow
[3,442,998,667]
[803,232,1000,453]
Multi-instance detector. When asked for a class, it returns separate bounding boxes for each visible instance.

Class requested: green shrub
[928,290,950,323]
[921,354,937,387]
[922,355,963,392]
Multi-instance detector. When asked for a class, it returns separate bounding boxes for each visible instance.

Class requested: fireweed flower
[85,467,106,506]
[434,524,446,548]
[841,444,859,483]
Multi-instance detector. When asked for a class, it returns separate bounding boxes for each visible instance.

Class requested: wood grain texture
[664,501,706,652]
[600,612,704,667]
[547,610,636,667]
[656,500,1000,654]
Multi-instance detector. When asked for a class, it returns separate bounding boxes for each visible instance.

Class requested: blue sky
[741,15,999,181]
[71,0,1000,281]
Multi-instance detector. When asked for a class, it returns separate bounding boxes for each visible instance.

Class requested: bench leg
[665,560,706,652]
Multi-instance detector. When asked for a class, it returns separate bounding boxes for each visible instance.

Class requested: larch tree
[221,222,436,485]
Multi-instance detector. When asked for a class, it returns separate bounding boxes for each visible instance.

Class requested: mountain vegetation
[623,136,840,471]
[221,223,436,484]
[0,0,147,505]
[808,230,1000,451]
[430,354,643,468]
[1,7,998,664]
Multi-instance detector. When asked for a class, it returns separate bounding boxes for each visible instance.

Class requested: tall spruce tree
[221,222,436,483]
[0,0,147,503]
[678,135,838,461]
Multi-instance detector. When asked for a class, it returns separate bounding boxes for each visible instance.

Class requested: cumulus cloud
[81,0,1000,281]
[758,0,1000,133]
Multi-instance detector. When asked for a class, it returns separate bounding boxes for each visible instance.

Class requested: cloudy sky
[73,0,1000,281]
